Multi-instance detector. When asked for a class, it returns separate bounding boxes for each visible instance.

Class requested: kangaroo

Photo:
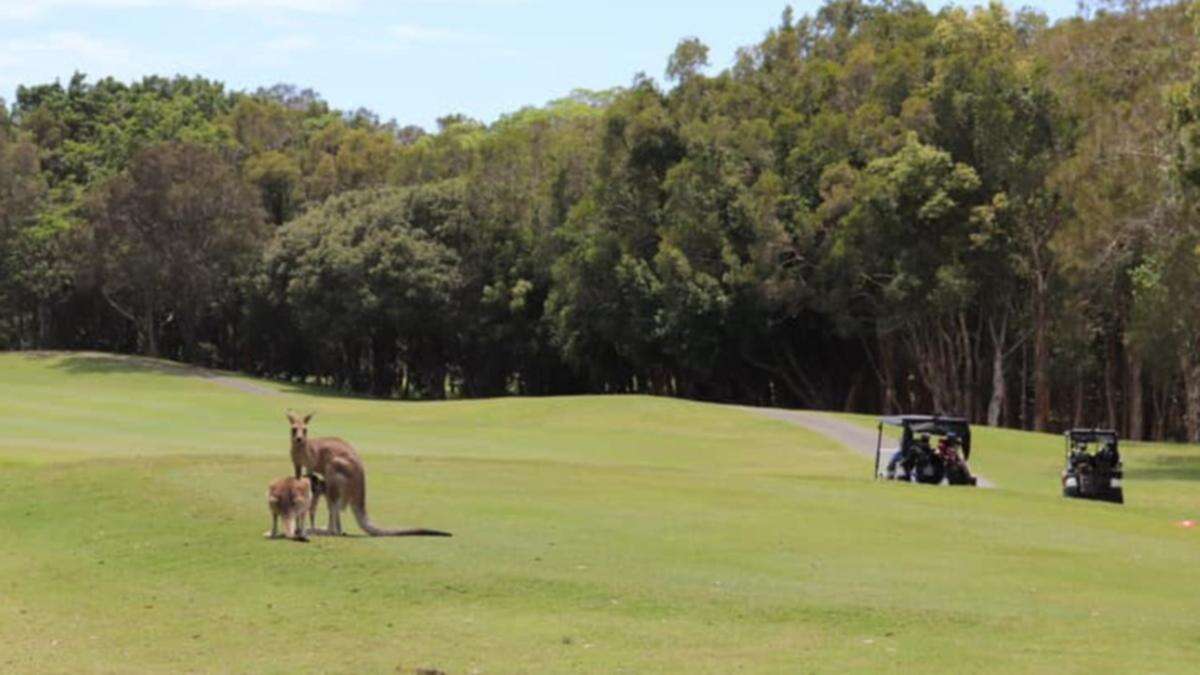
[265,474,323,542]
[303,472,325,532]
[286,410,452,538]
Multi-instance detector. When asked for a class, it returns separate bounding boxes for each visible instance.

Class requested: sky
[0,0,1083,130]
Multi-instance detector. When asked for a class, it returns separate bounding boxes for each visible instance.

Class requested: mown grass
[1,352,1198,673]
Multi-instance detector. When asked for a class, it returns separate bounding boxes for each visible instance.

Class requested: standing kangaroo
[286,411,451,538]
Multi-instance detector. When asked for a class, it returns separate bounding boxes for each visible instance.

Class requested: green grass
[1,352,1199,673]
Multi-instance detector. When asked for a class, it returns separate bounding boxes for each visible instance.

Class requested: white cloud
[263,34,318,52]
[0,31,133,65]
[0,31,135,90]
[0,0,357,20]
[390,23,469,44]
[187,0,358,12]
[0,0,155,20]
[402,0,529,5]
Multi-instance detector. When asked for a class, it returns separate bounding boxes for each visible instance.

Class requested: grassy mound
[1,352,1198,672]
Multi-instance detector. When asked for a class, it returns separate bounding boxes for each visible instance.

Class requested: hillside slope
[1,352,1198,673]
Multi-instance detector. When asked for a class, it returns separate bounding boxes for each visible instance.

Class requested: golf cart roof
[1065,428,1118,443]
[878,413,969,439]
[880,415,969,432]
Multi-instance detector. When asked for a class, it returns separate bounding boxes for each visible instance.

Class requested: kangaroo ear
[285,409,297,423]
[303,412,314,423]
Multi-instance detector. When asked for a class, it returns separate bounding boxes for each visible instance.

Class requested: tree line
[4,0,1200,440]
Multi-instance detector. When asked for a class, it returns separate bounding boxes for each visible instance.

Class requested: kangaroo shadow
[306,528,368,539]
[1125,454,1200,482]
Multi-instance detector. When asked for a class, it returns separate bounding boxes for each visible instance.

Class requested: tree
[821,134,989,415]
[1154,0,1200,440]
[666,37,710,83]
[83,142,265,357]
[0,105,52,347]
[244,150,301,225]
[262,187,461,397]
[2,2,1199,432]
[1129,234,1200,441]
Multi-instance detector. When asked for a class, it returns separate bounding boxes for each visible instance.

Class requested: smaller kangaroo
[265,474,324,542]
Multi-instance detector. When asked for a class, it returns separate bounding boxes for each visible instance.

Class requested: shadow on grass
[268,381,384,401]
[21,350,384,401]
[30,352,204,377]
[1126,454,1200,482]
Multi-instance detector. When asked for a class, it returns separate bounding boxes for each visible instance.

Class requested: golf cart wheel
[945,464,974,486]
[915,461,945,485]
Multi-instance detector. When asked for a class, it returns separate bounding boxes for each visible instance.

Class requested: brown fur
[286,410,451,537]
[265,476,319,542]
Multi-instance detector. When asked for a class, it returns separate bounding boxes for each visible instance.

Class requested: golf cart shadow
[874,415,978,487]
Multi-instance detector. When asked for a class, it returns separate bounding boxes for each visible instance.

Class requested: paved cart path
[744,407,995,488]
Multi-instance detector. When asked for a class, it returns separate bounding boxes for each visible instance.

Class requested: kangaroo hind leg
[324,475,348,536]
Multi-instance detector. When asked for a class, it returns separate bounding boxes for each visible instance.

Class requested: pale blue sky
[0,1,1081,130]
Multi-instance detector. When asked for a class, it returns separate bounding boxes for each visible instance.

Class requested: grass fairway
[1,352,1199,673]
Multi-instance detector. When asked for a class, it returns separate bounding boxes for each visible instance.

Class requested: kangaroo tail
[350,478,452,537]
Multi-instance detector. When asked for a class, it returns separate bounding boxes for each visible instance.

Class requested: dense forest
[4,0,1200,439]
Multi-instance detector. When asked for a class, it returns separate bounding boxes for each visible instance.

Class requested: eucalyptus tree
[820,134,989,415]
[0,105,50,347]
[82,142,265,358]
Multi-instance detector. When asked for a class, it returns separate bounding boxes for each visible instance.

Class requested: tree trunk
[877,330,898,415]
[1072,378,1084,428]
[1019,343,1029,430]
[370,333,398,397]
[844,370,863,413]
[144,308,159,357]
[179,314,198,363]
[987,340,1006,427]
[425,366,447,400]
[1127,350,1144,440]
[959,313,974,421]
[36,300,51,348]
[1151,376,1168,442]
[1032,317,1051,427]
[1104,333,1120,433]
[1180,349,1200,443]
[985,312,1018,428]
[1033,295,1050,431]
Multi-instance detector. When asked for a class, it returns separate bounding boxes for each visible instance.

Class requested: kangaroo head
[285,410,314,446]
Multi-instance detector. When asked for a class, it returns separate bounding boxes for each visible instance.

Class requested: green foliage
[666,37,711,83]
[823,134,985,327]
[263,187,462,396]
[15,74,235,190]
[3,2,1200,435]
[1172,2,1200,190]
[82,142,265,357]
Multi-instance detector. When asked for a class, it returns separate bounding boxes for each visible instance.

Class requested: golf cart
[1062,429,1124,504]
[874,415,977,486]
